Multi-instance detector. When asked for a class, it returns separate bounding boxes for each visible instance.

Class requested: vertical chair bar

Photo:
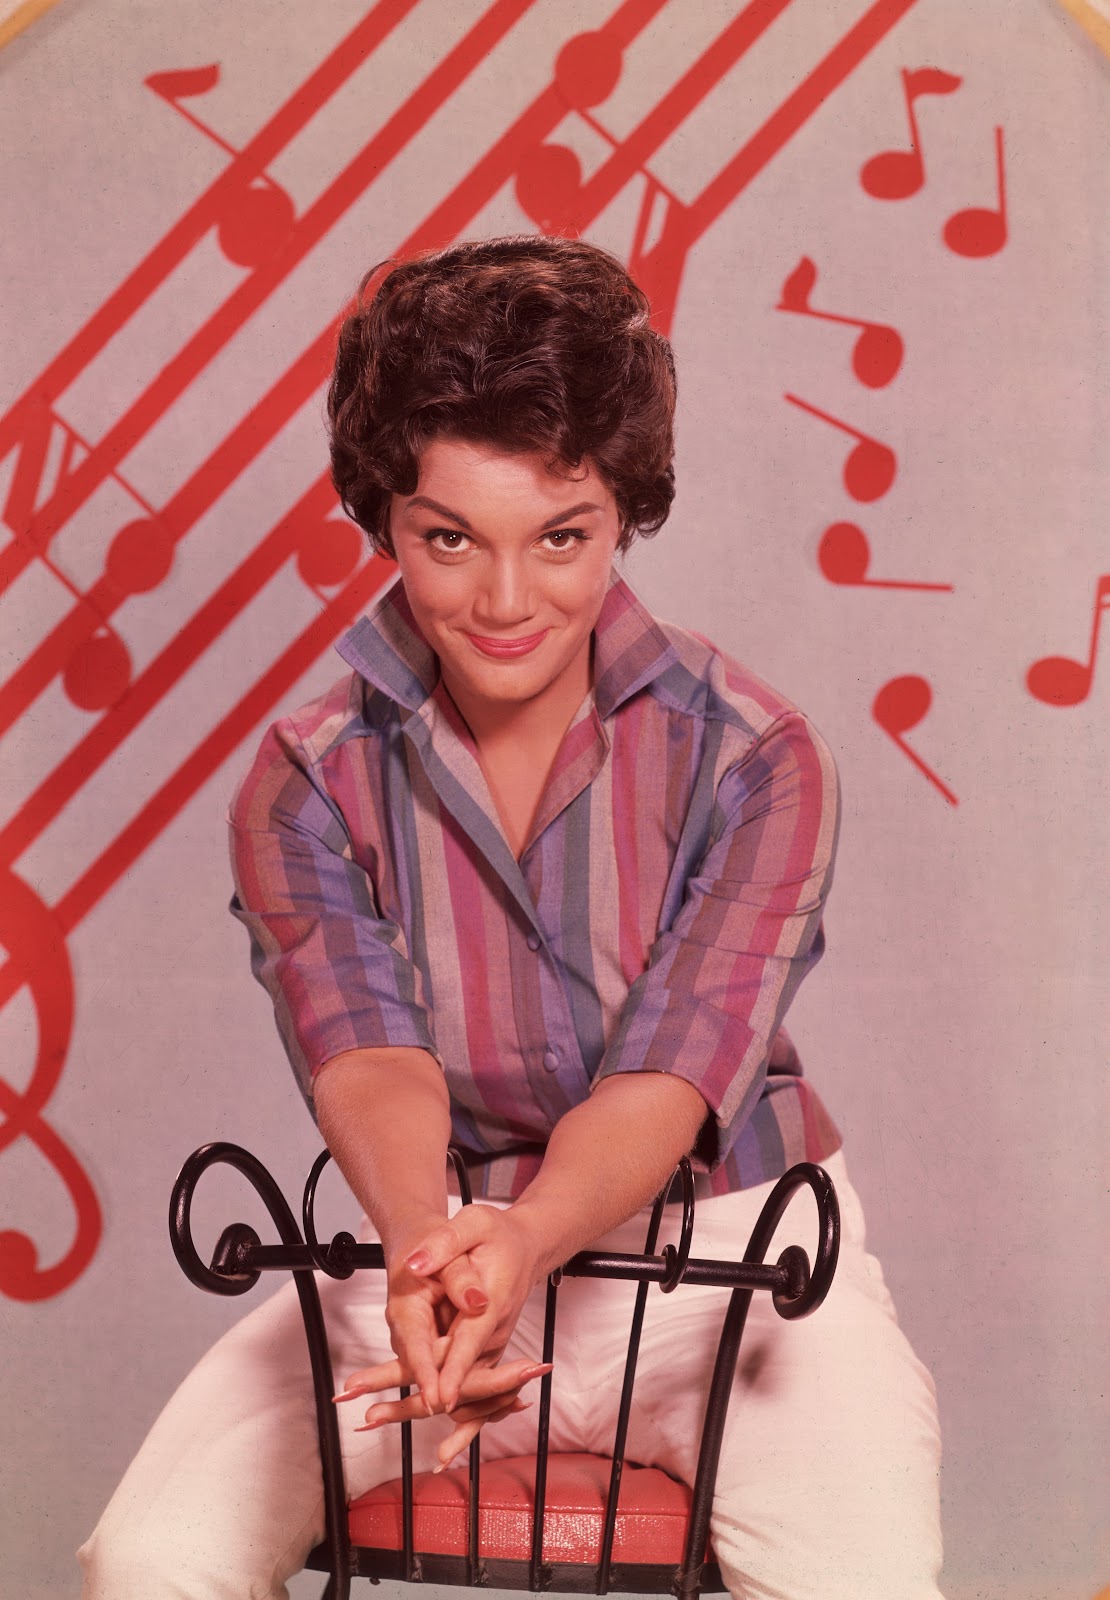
[400,1397,415,1581]
[674,1283,754,1600]
[529,1273,560,1591]
[595,1186,671,1594]
[467,1436,482,1585]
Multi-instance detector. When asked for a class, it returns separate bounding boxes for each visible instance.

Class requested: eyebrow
[404,495,605,531]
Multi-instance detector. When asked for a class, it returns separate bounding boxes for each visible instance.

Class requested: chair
[170,1143,840,1600]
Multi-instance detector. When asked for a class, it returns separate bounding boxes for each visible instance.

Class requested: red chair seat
[348,1451,706,1564]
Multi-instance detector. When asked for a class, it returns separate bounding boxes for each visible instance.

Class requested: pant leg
[76,1200,548,1600]
[624,1152,945,1600]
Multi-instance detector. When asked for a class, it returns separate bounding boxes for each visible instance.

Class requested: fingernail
[432,1462,447,1475]
[405,1250,431,1272]
[522,1363,554,1380]
[353,1421,380,1433]
[464,1288,488,1312]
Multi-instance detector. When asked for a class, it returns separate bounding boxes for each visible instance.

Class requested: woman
[79,236,944,1599]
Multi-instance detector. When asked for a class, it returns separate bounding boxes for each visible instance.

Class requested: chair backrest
[170,1143,840,1600]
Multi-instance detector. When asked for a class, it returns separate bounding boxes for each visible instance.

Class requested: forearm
[312,1046,452,1261]
[511,1073,709,1279]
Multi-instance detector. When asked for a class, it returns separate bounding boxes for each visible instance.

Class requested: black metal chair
[170,1144,840,1600]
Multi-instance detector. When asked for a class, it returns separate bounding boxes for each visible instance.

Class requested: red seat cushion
[348,1451,706,1564]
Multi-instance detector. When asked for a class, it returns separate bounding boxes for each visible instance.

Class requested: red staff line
[0,0,421,426]
[625,0,920,332]
[577,0,799,220]
[686,0,921,237]
[0,478,338,863]
[0,0,908,886]
[3,0,900,888]
[0,0,671,739]
[0,0,540,584]
[0,548,394,1010]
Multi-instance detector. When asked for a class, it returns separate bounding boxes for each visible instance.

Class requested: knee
[78,1519,245,1600]
[80,1523,181,1600]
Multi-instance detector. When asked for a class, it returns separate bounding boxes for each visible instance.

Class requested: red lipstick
[466,629,548,659]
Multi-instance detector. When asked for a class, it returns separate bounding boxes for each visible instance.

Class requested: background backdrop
[1,2,1107,1597]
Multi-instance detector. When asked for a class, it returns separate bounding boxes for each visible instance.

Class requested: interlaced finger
[434,1399,524,1472]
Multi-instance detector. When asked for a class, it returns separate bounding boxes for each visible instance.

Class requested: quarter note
[943,127,1007,258]
[777,258,903,389]
[784,394,896,502]
[62,629,132,713]
[296,517,364,590]
[860,67,963,201]
[818,523,952,591]
[1026,575,1110,706]
[514,142,585,235]
[872,675,958,805]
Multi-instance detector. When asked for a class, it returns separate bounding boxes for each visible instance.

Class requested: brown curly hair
[326,235,676,556]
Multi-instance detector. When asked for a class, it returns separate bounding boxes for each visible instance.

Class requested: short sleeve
[592,711,839,1171]
[228,716,440,1105]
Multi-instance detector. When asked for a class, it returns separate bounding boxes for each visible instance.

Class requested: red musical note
[1026,575,1110,706]
[943,126,1006,258]
[0,869,102,1302]
[145,64,235,157]
[784,394,897,502]
[778,258,903,388]
[0,397,88,553]
[296,517,365,590]
[62,629,132,713]
[514,142,586,235]
[872,675,958,805]
[145,61,298,269]
[818,522,952,591]
[860,66,962,200]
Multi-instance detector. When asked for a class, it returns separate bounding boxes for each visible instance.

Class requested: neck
[443,645,592,753]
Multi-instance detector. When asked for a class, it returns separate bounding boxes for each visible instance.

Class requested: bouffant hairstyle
[326,235,676,556]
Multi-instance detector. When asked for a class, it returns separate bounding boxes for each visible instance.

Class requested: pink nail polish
[464,1288,489,1312]
[405,1250,431,1272]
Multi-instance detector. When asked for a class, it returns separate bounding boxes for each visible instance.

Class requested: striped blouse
[229,573,842,1198]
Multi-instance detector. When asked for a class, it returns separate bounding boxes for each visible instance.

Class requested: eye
[540,528,587,552]
[423,527,472,555]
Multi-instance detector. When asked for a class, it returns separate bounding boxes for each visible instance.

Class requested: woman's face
[390,436,622,728]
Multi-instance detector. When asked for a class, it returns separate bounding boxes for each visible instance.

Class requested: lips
[466,629,549,659]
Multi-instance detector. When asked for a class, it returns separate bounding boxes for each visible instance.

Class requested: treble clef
[0,869,102,1301]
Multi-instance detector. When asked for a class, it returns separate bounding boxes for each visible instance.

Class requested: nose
[477,552,536,628]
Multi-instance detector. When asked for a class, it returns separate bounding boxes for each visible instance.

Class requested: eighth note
[818,523,953,591]
[872,675,958,805]
[943,127,1007,258]
[784,395,896,502]
[777,258,903,389]
[145,64,234,156]
[145,60,296,269]
[860,67,963,201]
[1026,575,1110,706]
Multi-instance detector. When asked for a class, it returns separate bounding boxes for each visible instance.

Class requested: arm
[313,1045,525,1415]
[229,718,523,1412]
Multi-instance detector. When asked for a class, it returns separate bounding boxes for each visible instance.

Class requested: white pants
[78,1152,944,1599]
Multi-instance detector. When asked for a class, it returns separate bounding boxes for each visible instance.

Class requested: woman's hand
[335,1344,552,1469]
[401,1203,548,1410]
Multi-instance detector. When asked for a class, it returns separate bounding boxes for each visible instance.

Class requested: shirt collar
[334,569,678,720]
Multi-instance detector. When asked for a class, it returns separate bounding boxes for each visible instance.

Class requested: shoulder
[648,617,821,742]
[228,669,380,827]
[273,670,381,768]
